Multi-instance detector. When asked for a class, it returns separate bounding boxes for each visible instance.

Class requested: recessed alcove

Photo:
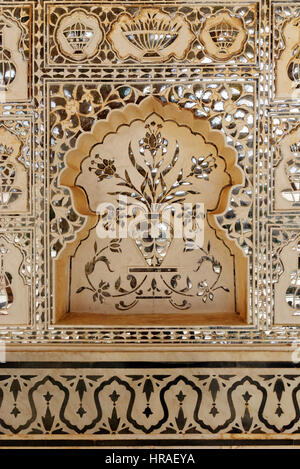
[54,96,248,326]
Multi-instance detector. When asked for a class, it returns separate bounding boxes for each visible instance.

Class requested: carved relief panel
[269,2,300,328]
[57,97,247,324]
[0,0,299,345]
[271,116,300,212]
[46,3,258,67]
[55,9,104,61]
[0,121,32,214]
[199,9,248,61]
[4,0,300,447]
[271,228,300,325]
[0,5,31,102]
[274,4,300,100]
[0,231,32,325]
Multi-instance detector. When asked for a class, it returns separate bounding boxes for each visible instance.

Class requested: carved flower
[65,99,80,116]
[94,280,111,303]
[89,155,116,181]
[197,280,214,303]
[224,101,238,114]
[139,122,168,156]
[191,154,217,180]
[219,188,252,249]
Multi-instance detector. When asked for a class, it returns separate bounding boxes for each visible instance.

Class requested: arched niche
[55,96,248,326]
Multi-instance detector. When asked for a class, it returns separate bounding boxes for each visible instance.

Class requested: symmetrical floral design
[86,121,202,271]
[76,237,228,310]
[199,10,248,61]
[55,9,103,61]
[139,122,168,156]
[59,95,246,316]
[108,8,194,63]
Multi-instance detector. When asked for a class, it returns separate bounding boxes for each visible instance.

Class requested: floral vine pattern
[50,82,254,258]
[76,239,147,311]
[87,121,209,266]
[49,80,253,316]
[76,235,229,311]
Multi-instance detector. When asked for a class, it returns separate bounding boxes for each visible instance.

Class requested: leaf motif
[162,163,172,177]
[108,191,139,199]
[144,192,152,207]
[161,173,167,193]
[85,262,95,275]
[108,407,120,432]
[125,169,131,183]
[171,275,180,289]
[94,241,97,254]
[115,276,121,290]
[140,176,148,194]
[110,243,120,249]
[175,407,187,431]
[76,287,86,294]
[162,142,179,177]
[186,190,198,195]
[148,177,154,196]
[177,169,183,182]
[93,292,98,302]
[128,142,136,167]
[116,182,132,188]
[128,275,137,289]
[97,256,114,272]
[137,164,147,178]
[102,291,111,297]
[127,142,148,177]
[156,173,168,203]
